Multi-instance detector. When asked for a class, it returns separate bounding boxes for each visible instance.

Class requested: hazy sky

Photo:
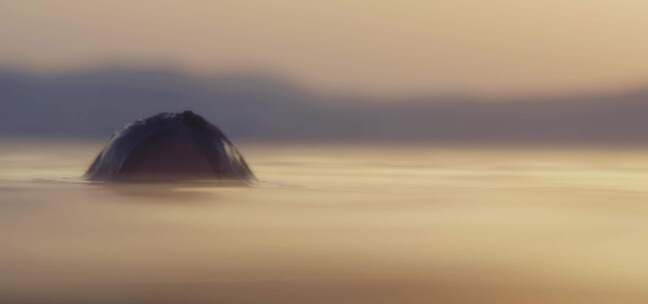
[1,0,647,95]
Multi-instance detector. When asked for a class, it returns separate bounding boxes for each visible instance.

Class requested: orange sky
[1,0,647,95]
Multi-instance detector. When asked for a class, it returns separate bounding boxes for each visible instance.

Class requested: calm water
[3,141,648,303]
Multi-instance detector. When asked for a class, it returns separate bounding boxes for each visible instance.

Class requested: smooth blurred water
[3,141,648,303]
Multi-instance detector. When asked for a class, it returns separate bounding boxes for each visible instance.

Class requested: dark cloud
[2,66,648,144]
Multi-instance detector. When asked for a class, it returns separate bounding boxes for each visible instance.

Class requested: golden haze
[1,0,647,94]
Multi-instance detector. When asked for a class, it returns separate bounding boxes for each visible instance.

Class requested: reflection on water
[3,141,648,303]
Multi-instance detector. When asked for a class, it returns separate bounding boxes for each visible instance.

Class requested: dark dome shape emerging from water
[85,111,254,181]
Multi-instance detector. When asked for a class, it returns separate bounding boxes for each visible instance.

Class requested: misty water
[3,141,648,303]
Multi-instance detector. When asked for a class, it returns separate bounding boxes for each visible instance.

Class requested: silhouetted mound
[85,111,254,181]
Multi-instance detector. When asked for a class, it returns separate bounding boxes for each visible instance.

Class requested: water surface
[2,141,648,303]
